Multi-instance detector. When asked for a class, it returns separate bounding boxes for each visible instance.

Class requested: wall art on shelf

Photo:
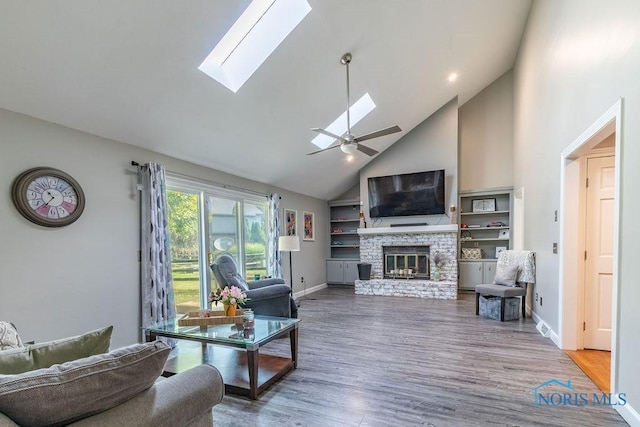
[303,211,315,241]
[495,246,507,258]
[472,198,497,212]
[284,209,297,236]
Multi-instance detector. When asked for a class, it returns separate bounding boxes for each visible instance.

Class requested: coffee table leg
[247,349,259,400]
[290,327,298,369]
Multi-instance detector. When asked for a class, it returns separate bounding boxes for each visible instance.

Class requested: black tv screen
[368,169,445,218]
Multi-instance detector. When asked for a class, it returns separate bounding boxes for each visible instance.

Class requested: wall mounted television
[368,169,445,218]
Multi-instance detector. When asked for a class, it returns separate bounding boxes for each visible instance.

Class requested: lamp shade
[278,235,300,252]
[340,143,357,154]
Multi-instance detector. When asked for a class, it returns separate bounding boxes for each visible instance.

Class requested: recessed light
[448,72,458,83]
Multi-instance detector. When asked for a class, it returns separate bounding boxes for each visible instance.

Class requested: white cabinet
[327,259,359,285]
[458,260,497,292]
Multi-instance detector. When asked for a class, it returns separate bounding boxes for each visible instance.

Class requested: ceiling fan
[308,53,401,157]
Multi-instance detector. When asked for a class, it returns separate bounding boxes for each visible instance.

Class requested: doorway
[559,100,621,396]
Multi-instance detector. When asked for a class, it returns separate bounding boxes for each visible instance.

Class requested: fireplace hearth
[383,245,430,279]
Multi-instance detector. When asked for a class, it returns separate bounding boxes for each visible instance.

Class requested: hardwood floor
[565,349,611,394]
[212,287,627,426]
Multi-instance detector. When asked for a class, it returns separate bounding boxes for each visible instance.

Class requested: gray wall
[459,70,514,191]
[514,0,640,417]
[0,108,328,348]
[359,98,458,227]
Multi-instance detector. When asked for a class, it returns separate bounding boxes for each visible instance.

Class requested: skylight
[199,0,311,93]
[311,93,377,149]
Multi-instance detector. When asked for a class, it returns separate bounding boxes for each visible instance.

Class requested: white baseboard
[617,402,640,427]
[293,282,327,300]
[531,311,561,349]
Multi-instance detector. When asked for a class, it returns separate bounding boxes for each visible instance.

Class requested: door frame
[558,99,622,394]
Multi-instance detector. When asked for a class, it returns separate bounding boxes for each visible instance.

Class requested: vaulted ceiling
[0,0,531,200]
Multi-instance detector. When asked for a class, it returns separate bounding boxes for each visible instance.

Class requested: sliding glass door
[167,180,269,314]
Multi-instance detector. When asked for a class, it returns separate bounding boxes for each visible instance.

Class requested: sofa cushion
[0,322,23,351]
[0,325,112,375]
[493,264,520,287]
[0,341,170,427]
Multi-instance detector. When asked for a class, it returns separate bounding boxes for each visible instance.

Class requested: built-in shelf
[460,210,510,216]
[458,187,513,293]
[461,238,510,242]
[329,199,362,261]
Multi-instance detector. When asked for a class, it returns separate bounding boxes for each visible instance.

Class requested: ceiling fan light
[340,143,357,154]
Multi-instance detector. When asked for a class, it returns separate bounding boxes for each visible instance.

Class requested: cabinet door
[343,260,359,284]
[458,261,484,291]
[483,261,498,284]
[326,260,344,284]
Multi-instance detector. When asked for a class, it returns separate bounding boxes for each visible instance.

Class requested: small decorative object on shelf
[472,198,497,212]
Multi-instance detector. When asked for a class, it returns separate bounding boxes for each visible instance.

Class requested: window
[166,176,270,314]
[198,0,312,92]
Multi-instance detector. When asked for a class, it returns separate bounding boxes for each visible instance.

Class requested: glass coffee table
[144,315,299,399]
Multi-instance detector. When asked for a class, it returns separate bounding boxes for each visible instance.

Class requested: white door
[583,156,615,350]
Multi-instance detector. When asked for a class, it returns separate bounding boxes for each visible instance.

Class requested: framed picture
[303,211,315,241]
[495,246,507,258]
[498,229,510,240]
[284,209,297,236]
[471,198,497,212]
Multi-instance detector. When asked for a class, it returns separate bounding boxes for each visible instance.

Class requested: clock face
[12,167,85,227]
[26,175,79,219]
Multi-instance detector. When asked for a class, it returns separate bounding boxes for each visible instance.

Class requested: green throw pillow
[0,325,113,374]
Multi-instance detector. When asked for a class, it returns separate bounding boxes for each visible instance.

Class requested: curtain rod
[131,160,276,199]
[166,171,270,198]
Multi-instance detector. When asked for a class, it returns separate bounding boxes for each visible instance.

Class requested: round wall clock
[11,167,85,227]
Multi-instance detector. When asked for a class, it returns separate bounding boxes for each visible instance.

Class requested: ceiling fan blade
[307,144,342,155]
[354,125,402,143]
[356,143,379,156]
[311,128,348,143]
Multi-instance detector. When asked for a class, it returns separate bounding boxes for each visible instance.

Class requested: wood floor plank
[565,349,611,394]
[211,287,627,426]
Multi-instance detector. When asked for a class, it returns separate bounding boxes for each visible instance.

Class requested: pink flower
[209,285,249,306]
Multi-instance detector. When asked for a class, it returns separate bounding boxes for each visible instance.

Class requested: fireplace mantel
[357,224,457,235]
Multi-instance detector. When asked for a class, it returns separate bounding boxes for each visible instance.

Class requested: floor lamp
[278,235,300,295]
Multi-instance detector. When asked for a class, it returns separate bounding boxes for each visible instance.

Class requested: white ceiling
[0,0,531,200]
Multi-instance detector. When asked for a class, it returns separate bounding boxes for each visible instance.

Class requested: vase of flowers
[208,286,249,316]
[431,251,447,281]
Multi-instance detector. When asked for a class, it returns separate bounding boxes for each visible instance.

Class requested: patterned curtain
[268,193,282,279]
[140,163,176,328]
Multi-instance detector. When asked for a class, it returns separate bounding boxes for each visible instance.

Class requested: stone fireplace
[355,225,458,299]
[383,245,430,279]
